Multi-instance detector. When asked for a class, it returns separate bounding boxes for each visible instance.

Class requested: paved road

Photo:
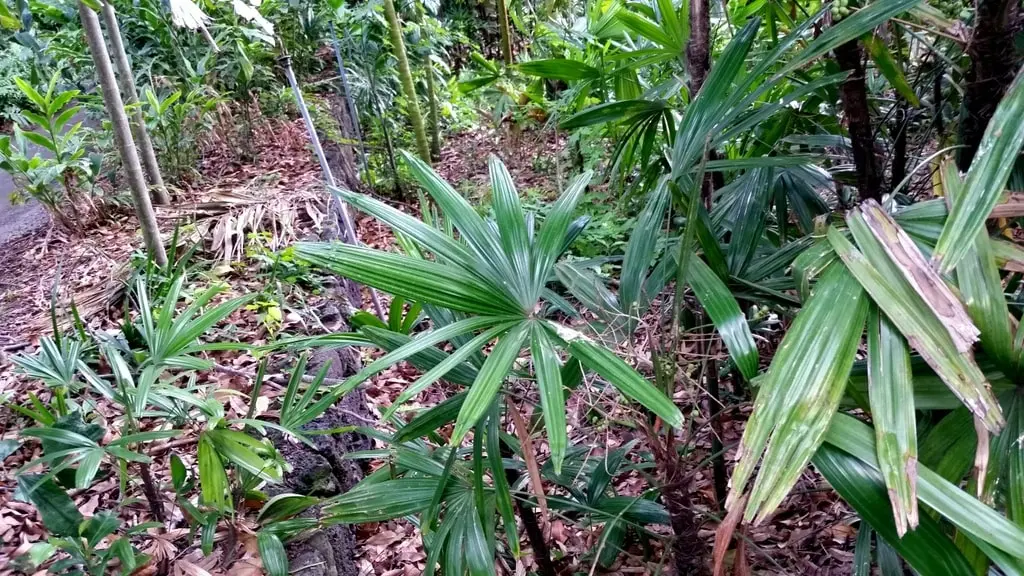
[0,173,47,243]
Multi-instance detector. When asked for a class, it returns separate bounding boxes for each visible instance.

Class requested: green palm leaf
[866,306,918,536]
[933,68,1024,273]
[828,220,1003,432]
[941,161,1017,374]
[812,444,974,576]
[728,264,869,523]
[825,413,1024,559]
[531,323,567,474]
[452,322,530,443]
[294,242,521,315]
[555,324,684,428]
[489,155,532,306]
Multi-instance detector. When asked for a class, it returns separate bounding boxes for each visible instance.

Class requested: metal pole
[279,54,386,319]
[329,21,369,171]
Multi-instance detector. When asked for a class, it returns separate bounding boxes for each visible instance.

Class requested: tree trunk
[382,0,432,163]
[933,65,944,139]
[424,59,442,161]
[687,0,716,209]
[501,445,556,576]
[415,4,442,160]
[79,1,167,266]
[958,0,1022,170]
[100,1,169,205]
[687,0,710,97]
[835,40,883,203]
[891,101,908,190]
[496,0,513,66]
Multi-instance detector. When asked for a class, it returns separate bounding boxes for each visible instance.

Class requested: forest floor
[0,120,858,575]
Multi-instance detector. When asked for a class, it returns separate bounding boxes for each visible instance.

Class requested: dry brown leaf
[860,200,979,352]
[713,493,749,576]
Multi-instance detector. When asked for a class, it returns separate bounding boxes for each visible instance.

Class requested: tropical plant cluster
[5,0,1024,575]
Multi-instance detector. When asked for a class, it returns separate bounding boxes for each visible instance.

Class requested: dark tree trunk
[138,462,165,523]
[517,500,556,576]
[687,0,710,95]
[669,4,713,573]
[934,66,944,139]
[958,0,1022,170]
[688,0,715,209]
[706,356,727,511]
[835,40,884,203]
[891,101,909,189]
[661,464,709,575]
[271,347,369,576]
[501,446,556,576]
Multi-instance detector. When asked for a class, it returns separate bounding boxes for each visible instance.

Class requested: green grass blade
[561,100,668,130]
[423,447,459,536]
[689,257,759,380]
[257,532,288,576]
[918,407,976,483]
[866,306,918,536]
[829,220,1004,432]
[452,322,530,444]
[731,264,868,522]
[934,68,1024,273]
[531,323,566,475]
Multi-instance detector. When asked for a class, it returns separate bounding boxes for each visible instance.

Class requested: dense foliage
[3,0,1024,574]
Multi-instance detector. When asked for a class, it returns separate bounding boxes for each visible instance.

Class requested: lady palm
[716,69,1024,574]
[294,151,682,473]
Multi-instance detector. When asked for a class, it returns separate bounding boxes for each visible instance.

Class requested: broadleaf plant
[293,151,682,475]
